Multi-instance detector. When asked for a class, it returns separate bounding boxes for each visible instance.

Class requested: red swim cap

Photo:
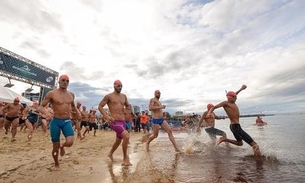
[114,80,122,85]
[14,97,20,102]
[154,90,161,95]
[207,103,214,110]
[226,91,236,98]
[77,101,82,105]
[59,75,69,81]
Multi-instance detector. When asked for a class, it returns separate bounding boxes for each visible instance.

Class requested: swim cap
[207,103,214,110]
[59,75,69,81]
[154,90,161,95]
[114,80,122,86]
[226,91,236,98]
[33,101,39,104]
[14,97,20,102]
[77,101,82,105]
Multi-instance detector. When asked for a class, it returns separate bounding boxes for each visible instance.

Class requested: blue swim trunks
[125,121,132,130]
[49,117,74,142]
[152,118,164,125]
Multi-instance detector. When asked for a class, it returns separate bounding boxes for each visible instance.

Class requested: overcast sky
[0,0,304,115]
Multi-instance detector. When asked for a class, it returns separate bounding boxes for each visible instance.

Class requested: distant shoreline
[240,114,275,118]
[240,112,305,118]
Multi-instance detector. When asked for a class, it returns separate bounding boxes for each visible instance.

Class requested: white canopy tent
[0,85,33,106]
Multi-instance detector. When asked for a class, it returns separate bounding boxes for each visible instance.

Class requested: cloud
[0,0,304,115]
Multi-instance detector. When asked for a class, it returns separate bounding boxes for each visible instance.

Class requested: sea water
[103,114,305,183]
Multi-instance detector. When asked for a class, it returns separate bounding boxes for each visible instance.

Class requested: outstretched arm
[197,112,207,129]
[207,101,227,118]
[235,84,247,95]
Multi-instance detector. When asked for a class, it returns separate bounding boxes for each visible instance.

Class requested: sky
[0,0,304,115]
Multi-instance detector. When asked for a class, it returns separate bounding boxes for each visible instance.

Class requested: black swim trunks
[205,126,225,140]
[5,116,19,122]
[230,123,254,145]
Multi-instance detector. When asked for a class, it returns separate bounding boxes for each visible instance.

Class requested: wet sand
[0,129,150,183]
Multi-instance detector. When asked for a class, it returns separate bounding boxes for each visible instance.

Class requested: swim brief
[5,116,19,122]
[110,120,126,139]
[152,118,164,125]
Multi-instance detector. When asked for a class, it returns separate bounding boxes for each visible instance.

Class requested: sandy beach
[0,128,148,183]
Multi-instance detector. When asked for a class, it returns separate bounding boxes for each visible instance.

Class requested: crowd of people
[0,75,263,170]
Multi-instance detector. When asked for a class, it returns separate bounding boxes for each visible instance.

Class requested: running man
[2,97,24,141]
[88,109,98,137]
[25,101,39,143]
[124,104,135,133]
[197,103,226,145]
[98,80,132,166]
[146,90,181,152]
[207,85,262,156]
[80,105,89,139]
[39,74,81,170]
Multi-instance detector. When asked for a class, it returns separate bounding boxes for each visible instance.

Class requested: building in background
[22,92,39,102]
[133,105,140,114]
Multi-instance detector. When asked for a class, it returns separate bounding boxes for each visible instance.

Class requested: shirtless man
[88,109,98,137]
[80,105,89,139]
[38,75,81,170]
[2,98,24,141]
[40,104,54,135]
[207,85,262,156]
[98,80,132,166]
[71,101,82,138]
[197,103,226,145]
[124,104,136,133]
[146,90,181,152]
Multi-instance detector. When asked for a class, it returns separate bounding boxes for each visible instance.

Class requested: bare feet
[216,137,226,145]
[121,158,132,166]
[27,135,32,142]
[60,146,65,156]
[77,132,81,139]
[54,166,61,171]
[11,138,16,142]
[175,148,183,153]
[145,142,150,152]
[108,153,114,162]
[252,144,262,157]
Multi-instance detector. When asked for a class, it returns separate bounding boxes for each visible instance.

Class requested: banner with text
[0,53,56,87]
